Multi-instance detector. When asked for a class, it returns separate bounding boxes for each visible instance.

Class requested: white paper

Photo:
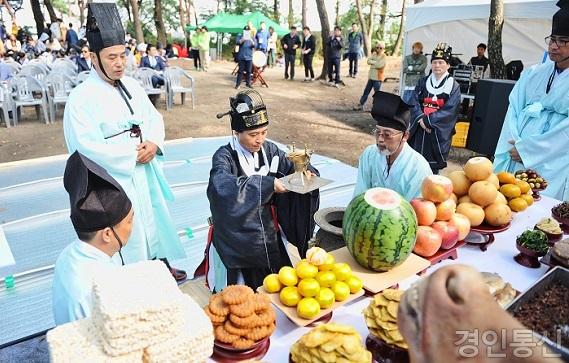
[242,31,251,41]
[0,226,15,270]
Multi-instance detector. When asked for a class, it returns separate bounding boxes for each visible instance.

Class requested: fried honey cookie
[229,300,256,317]
[244,322,275,341]
[229,312,258,327]
[232,337,255,350]
[224,320,249,336]
[214,325,239,344]
[221,285,254,305]
[253,293,271,312]
[209,294,230,316]
[253,308,276,327]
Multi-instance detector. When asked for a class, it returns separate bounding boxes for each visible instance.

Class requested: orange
[280,286,301,307]
[520,193,534,207]
[297,297,321,319]
[497,171,517,185]
[500,184,522,199]
[262,273,282,293]
[508,197,528,212]
[514,180,531,194]
[297,278,320,298]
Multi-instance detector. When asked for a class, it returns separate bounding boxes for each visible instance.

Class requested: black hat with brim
[86,2,125,53]
[552,0,569,37]
[371,91,411,132]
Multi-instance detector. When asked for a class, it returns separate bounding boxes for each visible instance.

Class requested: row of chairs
[1,60,195,127]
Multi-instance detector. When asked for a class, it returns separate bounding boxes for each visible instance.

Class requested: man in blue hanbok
[52,152,134,325]
[354,91,432,200]
[63,1,186,281]
[494,0,569,200]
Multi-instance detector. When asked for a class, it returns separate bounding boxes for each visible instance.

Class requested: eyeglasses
[372,128,403,139]
[545,36,569,48]
[82,50,89,53]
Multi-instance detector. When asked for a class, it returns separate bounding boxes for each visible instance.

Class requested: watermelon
[342,187,418,272]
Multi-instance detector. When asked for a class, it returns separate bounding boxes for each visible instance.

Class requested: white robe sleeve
[63,96,137,180]
[353,146,374,198]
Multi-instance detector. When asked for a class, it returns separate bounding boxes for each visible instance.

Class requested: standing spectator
[354,42,386,110]
[280,26,301,80]
[5,34,21,52]
[255,21,269,54]
[76,45,92,72]
[347,23,363,78]
[402,41,428,104]
[327,26,344,87]
[267,26,277,67]
[235,25,256,89]
[247,21,257,38]
[190,30,201,70]
[66,23,79,53]
[125,40,138,73]
[198,26,210,72]
[301,26,315,82]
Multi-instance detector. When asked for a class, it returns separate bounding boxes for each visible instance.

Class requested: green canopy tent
[186,12,289,35]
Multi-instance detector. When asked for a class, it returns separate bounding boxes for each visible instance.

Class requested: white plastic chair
[44,73,75,122]
[0,82,15,127]
[164,66,195,109]
[134,67,170,110]
[9,74,50,125]
[20,64,48,82]
[6,61,21,75]
[76,70,90,84]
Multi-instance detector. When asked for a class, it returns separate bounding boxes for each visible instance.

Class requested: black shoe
[246,84,253,88]
[158,258,187,282]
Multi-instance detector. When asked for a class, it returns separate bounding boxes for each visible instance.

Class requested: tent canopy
[186,12,289,36]
[404,0,557,67]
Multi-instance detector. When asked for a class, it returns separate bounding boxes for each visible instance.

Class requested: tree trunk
[31,0,46,35]
[125,0,132,22]
[78,0,86,25]
[488,0,506,79]
[391,0,406,56]
[273,0,279,21]
[44,0,59,22]
[335,0,340,26]
[154,0,167,45]
[179,0,186,35]
[355,0,376,57]
[378,0,387,40]
[288,0,294,28]
[315,0,331,79]
[129,0,144,43]
[301,0,307,27]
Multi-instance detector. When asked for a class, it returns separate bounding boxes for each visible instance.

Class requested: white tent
[404,0,557,69]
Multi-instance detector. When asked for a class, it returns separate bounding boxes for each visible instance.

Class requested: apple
[435,199,456,221]
[421,175,453,203]
[410,198,437,226]
[432,221,460,249]
[449,213,471,241]
[413,226,443,257]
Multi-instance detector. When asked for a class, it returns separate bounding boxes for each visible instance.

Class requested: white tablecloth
[211,196,561,362]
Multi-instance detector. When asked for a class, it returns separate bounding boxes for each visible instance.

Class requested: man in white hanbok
[494,0,569,200]
[63,1,186,280]
[354,91,432,200]
[52,152,134,325]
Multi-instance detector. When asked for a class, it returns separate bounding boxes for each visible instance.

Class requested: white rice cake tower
[47,318,143,363]
[92,260,185,356]
[143,295,214,363]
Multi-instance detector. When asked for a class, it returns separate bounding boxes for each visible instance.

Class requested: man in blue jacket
[66,23,79,53]
[255,21,270,54]
[236,26,256,89]
[347,23,363,78]
[140,44,166,88]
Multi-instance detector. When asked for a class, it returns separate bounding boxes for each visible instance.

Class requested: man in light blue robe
[53,152,134,325]
[494,1,569,200]
[354,91,432,200]
[63,2,186,280]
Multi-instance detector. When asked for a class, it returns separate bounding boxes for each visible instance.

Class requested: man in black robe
[204,90,319,291]
[408,43,461,174]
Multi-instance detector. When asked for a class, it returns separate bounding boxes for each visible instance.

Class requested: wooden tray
[329,247,430,295]
[258,286,364,327]
[426,240,466,265]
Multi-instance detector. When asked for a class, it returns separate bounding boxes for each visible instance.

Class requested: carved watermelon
[343,187,418,271]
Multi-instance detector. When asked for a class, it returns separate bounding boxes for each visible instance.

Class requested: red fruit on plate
[421,175,453,203]
[410,198,437,226]
[432,221,460,249]
[435,199,457,221]
[413,226,443,257]
[449,213,471,241]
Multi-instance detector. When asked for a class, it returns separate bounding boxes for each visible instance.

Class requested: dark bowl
[214,335,269,352]
[516,241,548,257]
[366,334,409,363]
[552,209,569,226]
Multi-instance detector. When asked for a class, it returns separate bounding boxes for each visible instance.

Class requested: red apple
[421,175,453,203]
[413,226,443,257]
[432,221,460,250]
[410,198,437,226]
[449,213,471,241]
[435,199,457,221]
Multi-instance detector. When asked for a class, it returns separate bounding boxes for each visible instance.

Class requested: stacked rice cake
[47,260,214,362]
[92,260,185,356]
[47,319,143,363]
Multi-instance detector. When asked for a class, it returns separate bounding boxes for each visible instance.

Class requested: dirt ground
[0,57,472,172]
